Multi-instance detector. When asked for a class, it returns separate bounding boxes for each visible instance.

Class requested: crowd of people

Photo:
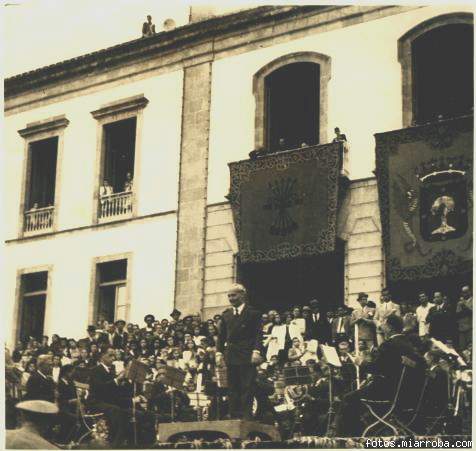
[5,284,473,448]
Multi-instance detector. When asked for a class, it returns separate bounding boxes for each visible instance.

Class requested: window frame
[398,13,473,127]
[90,94,149,224]
[89,252,133,324]
[17,115,69,237]
[253,52,331,152]
[13,265,53,345]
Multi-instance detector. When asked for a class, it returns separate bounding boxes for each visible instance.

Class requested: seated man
[334,315,425,437]
[25,355,55,403]
[88,348,153,447]
[421,350,449,416]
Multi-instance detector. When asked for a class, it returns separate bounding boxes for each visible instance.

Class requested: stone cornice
[5,5,418,114]
[18,115,70,138]
[5,6,328,98]
[90,94,149,120]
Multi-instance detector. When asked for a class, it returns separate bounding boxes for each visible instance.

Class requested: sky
[2,0,466,78]
[1,0,257,78]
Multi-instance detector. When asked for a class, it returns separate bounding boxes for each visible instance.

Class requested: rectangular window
[27,137,58,209]
[103,117,136,193]
[95,259,128,323]
[98,118,136,221]
[19,272,48,341]
[24,137,58,234]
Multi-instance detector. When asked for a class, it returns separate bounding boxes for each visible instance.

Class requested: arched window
[253,52,331,152]
[398,13,473,126]
[265,62,319,151]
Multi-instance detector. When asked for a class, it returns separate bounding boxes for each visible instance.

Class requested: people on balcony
[25,202,54,231]
[124,172,133,193]
[99,180,114,216]
[332,127,347,144]
[99,177,135,217]
[99,179,114,199]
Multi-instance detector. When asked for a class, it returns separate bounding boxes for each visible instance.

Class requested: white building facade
[4,4,473,346]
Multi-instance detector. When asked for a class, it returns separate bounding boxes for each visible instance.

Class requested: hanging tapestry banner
[228,143,340,263]
[375,115,473,282]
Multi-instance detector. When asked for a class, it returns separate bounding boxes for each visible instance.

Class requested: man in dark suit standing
[331,306,352,344]
[25,355,55,403]
[426,291,456,343]
[112,319,128,349]
[305,299,331,343]
[216,284,262,420]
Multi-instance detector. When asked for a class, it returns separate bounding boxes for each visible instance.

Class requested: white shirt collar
[37,370,48,379]
[234,303,245,315]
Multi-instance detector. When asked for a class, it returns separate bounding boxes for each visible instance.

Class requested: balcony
[98,191,133,223]
[24,206,54,235]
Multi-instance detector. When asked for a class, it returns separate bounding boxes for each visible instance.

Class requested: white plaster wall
[4,69,183,239]
[4,215,177,348]
[207,4,473,204]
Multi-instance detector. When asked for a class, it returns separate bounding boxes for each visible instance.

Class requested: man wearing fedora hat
[6,400,59,449]
[170,308,182,322]
[351,293,377,350]
[305,299,331,344]
[113,319,128,349]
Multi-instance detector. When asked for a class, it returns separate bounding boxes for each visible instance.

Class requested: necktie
[285,325,291,342]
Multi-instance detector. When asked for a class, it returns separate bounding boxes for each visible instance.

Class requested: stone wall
[203,202,238,318]
[202,178,384,317]
[338,178,384,307]
[174,62,212,315]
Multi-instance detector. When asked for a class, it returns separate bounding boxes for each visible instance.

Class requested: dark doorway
[265,62,320,152]
[28,137,58,209]
[238,240,345,313]
[103,117,136,193]
[19,271,48,341]
[412,23,473,123]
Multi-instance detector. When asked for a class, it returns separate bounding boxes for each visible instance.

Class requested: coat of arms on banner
[419,171,468,242]
[392,161,471,252]
[375,115,473,281]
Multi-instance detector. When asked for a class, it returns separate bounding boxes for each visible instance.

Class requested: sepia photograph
[2,0,473,449]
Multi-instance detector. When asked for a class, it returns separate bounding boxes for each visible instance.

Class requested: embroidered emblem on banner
[419,170,468,242]
[263,177,303,236]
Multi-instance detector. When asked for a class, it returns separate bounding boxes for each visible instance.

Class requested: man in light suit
[375,288,401,345]
[216,284,262,420]
[351,294,377,350]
